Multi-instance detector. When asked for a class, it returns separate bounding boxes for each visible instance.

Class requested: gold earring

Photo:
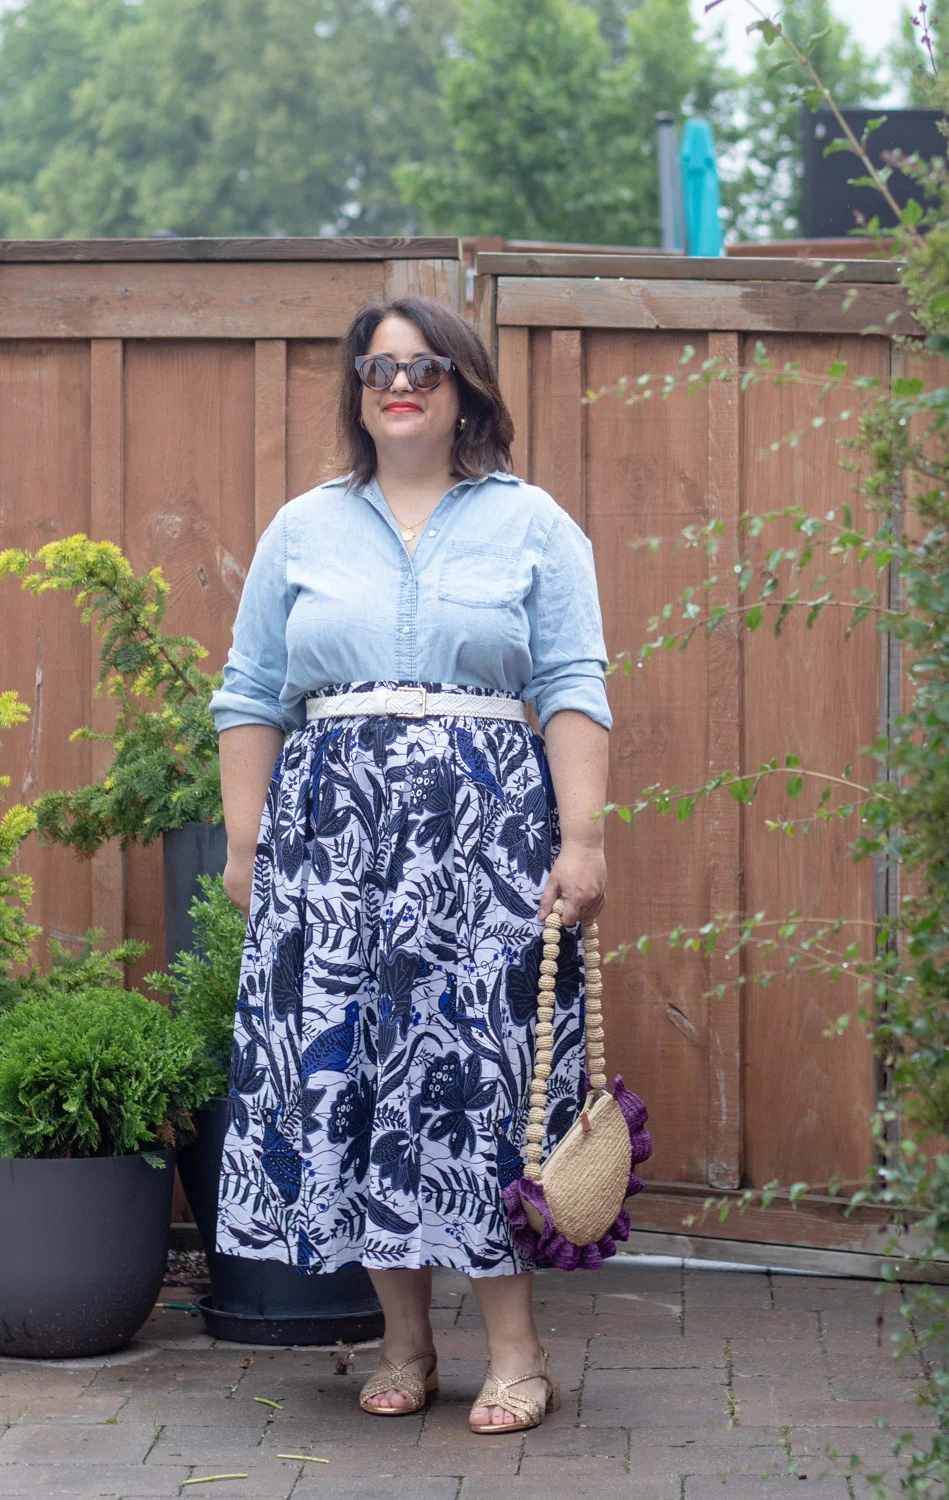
[457,416,468,431]
[359,415,367,430]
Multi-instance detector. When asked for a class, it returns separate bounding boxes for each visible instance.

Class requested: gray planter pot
[0,1149,176,1359]
[177,1098,384,1346]
[162,820,228,968]
[164,824,384,1346]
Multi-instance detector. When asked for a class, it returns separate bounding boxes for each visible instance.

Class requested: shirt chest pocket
[437,541,527,609]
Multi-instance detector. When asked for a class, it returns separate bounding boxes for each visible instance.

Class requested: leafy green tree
[594,0,734,245]
[0,0,457,238]
[0,0,138,236]
[581,0,641,62]
[721,0,886,242]
[399,0,733,245]
[397,0,608,241]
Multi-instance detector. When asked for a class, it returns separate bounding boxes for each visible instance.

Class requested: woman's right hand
[223,850,256,918]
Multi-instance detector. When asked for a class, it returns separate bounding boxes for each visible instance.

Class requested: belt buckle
[386,686,427,718]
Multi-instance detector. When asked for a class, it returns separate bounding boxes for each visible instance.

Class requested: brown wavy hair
[337,295,515,489]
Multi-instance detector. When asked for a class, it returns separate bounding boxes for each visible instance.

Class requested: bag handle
[522,897,606,1183]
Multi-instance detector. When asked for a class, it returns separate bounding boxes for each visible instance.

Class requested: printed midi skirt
[216,679,588,1277]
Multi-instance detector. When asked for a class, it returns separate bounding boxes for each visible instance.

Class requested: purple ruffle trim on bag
[501,1075,652,1271]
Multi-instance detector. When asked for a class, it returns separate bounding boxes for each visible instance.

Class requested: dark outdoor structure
[802,105,945,238]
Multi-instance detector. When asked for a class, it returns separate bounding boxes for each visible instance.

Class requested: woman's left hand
[537,842,607,927]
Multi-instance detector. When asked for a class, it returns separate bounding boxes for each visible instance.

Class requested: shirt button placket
[397,559,416,678]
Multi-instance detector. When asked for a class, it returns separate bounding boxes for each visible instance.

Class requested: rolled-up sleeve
[208,507,301,734]
[524,512,613,733]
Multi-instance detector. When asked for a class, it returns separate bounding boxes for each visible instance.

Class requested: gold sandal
[469,1345,561,1434]
[358,1344,439,1416]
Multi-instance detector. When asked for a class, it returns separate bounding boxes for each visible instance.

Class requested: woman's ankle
[487,1335,545,1366]
[381,1324,434,1354]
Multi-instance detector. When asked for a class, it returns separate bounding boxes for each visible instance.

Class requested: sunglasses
[354,354,454,391]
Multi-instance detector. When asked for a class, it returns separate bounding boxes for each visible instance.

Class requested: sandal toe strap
[360,1347,436,1405]
[472,1370,548,1424]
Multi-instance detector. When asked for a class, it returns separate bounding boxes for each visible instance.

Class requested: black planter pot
[0,1149,176,1359]
[162,820,228,969]
[177,1097,384,1346]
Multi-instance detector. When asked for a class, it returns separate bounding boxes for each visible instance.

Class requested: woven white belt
[305,687,527,722]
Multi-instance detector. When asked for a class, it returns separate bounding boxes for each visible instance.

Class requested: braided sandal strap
[471,1356,555,1424]
[359,1345,437,1405]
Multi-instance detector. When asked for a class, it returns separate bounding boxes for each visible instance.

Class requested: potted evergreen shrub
[147,877,383,1347]
[0,687,215,1359]
[0,985,216,1358]
[0,536,227,961]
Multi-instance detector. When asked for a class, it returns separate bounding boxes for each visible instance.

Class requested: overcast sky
[693,0,923,100]
[0,0,930,99]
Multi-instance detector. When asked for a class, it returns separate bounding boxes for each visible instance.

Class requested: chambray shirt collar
[322,468,519,496]
[322,469,519,540]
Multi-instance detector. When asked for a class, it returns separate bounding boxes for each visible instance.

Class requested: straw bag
[501,897,652,1270]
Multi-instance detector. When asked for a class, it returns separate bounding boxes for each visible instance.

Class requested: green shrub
[0,691,40,998]
[0,987,219,1158]
[0,927,149,1014]
[145,874,245,1094]
[0,537,222,853]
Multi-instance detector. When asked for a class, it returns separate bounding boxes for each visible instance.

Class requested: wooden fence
[0,240,931,1267]
[474,252,927,1268]
[0,236,462,976]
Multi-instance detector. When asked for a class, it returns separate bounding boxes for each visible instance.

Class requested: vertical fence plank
[585,329,712,1185]
[705,332,743,1190]
[741,331,881,1192]
[874,340,907,1164]
[537,328,585,527]
[383,257,464,311]
[254,340,287,538]
[497,327,529,479]
[473,272,497,360]
[88,339,126,951]
[286,341,345,496]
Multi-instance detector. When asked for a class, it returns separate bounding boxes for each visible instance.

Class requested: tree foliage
[0,0,457,238]
[399,0,734,244]
[0,0,138,235]
[720,0,886,242]
[0,0,896,244]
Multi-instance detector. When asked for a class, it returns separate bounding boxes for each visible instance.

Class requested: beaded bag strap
[522,896,606,1183]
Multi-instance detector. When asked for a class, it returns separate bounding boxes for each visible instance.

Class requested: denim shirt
[208,469,613,736]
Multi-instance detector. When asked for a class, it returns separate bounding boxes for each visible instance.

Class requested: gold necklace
[389,503,438,541]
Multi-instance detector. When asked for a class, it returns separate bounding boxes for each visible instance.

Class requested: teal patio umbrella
[679,116,723,257]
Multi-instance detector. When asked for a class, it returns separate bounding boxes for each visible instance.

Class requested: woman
[209,294,611,1434]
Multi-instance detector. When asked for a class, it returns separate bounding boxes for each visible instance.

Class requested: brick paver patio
[0,1258,940,1499]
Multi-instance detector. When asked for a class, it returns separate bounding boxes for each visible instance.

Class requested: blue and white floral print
[216,680,588,1277]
